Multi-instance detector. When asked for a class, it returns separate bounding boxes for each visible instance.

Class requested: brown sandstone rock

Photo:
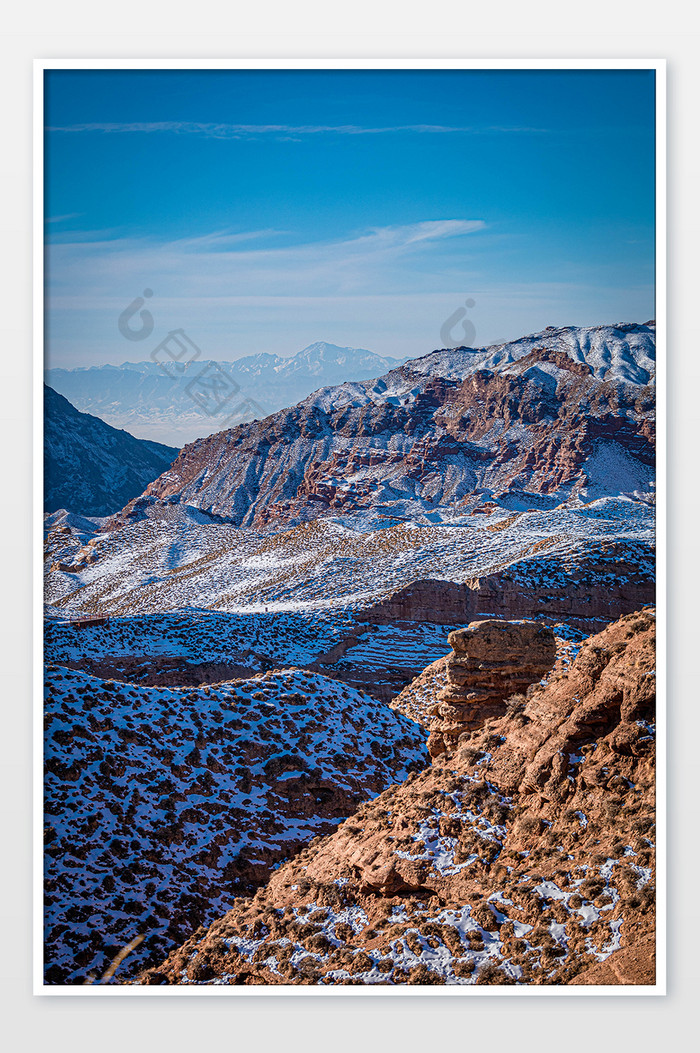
[137,610,656,989]
[112,326,655,531]
[427,619,556,757]
[568,934,656,985]
[360,557,655,633]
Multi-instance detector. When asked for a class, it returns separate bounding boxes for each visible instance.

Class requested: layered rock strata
[427,620,556,757]
[360,543,655,632]
[138,610,656,987]
[125,324,655,529]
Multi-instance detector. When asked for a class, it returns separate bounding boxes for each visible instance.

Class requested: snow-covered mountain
[44,323,656,655]
[44,386,178,517]
[135,322,655,529]
[46,342,410,447]
[41,321,658,991]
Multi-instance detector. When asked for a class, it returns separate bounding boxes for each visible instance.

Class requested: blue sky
[44,68,656,368]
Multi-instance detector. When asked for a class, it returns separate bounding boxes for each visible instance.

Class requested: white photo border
[33,56,667,997]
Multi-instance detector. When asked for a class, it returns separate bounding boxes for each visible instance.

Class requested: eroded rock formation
[427,620,556,757]
[135,609,656,988]
[360,540,655,632]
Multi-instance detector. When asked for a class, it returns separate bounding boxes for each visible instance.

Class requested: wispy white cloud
[46,212,83,223]
[44,214,652,370]
[46,219,487,302]
[47,121,548,140]
[45,218,490,363]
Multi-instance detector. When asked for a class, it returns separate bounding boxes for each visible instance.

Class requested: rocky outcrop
[568,934,656,985]
[427,620,556,757]
[483,608,656,801]
[390,629,584,729]
[138,609,656,988]
[360,540,655,631]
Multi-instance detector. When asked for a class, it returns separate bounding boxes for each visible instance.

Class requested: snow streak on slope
[305,322,655,413]
[404,322,656,385]
[136,323,655,528]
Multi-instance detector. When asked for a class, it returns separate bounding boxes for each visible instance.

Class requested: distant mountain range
[44,386,177,517]
[46,342,410,447]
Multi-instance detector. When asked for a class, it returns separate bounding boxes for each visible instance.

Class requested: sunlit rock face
[427,620,556,757]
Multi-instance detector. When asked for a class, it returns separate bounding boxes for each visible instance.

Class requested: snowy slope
[44,496,654,622]
[44,664,428,983]
[408,321,655,385]
[134,323,655,528]
[307,322,655,413]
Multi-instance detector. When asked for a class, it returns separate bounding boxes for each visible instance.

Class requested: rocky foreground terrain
[140,609,655,987]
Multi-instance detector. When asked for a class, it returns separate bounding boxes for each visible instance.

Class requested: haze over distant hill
[46,342,410,447]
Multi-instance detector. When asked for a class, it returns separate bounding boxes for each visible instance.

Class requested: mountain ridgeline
[42,321,658,988]
[46,342,410,447]
[131,323,655,529]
